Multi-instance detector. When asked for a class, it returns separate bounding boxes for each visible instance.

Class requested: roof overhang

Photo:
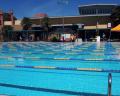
[30,14,110,20]
[78,24,110,30]
[78,4,118,8]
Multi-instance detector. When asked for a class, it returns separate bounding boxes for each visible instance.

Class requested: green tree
[51,36,59,42]
[110,6,120,27]
[41,16,50,31]
[41,16,50,40]
[3,13,17,21]
[2,25,13,41]
[72,24,78,33]
[21,17,32,30]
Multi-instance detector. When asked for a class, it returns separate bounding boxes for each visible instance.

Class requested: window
[82,10,84,15]
[80,9,82,15]
[98,9,102,14]
[93,9,96,14]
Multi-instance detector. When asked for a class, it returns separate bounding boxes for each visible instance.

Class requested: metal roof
[8,30,44,32]
[31,14,110,20]
[79,4,118,8]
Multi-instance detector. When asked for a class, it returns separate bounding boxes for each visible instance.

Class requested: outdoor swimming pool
[0,42,120,96]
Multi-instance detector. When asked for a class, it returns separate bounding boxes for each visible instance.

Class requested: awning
[78,24,109,30]
[111,24,120,32]
[8,30,44,32]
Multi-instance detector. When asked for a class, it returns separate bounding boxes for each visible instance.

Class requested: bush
[51,37,58,42]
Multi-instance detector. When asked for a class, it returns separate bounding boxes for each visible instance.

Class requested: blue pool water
[0,42,120,96]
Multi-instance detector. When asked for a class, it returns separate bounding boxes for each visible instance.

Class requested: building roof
[79,4,118,8]
[30,15,110,26]
[31,14,110,19]
[33,13,48,18]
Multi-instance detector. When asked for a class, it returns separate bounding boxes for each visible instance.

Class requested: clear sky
[0,0,120,19]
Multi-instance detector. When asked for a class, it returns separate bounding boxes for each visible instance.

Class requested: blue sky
[0,0,120,19]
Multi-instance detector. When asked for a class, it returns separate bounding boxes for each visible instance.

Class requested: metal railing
[108,73,112,96]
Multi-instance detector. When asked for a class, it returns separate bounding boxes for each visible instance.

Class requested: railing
[108,73,112,96]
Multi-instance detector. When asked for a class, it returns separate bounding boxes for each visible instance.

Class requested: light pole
[108,23,112,42]
[108,73,112,96]
[62,13,65,34]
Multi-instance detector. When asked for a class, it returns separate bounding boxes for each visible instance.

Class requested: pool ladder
[108,73,112,96]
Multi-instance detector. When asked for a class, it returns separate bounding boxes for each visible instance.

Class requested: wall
[31,15,110,26]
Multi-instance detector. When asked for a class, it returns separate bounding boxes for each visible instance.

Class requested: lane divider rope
[0,64,120,73]
[0,56,120,61]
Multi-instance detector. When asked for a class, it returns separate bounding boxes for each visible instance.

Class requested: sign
[78,24,84,29]
[108,23,111,28]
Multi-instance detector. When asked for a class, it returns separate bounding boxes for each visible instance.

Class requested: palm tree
[3,13,17,21]
[72,24,78,33]
[21,17,32,41]
[41,16,50,31]
[2,25,13,41]
[41,16,50,40]
[21,17,32,30]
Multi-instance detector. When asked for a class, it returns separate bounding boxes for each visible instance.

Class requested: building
[0,4,118,42]
[0,10,22,41]
[77,4,117,41]
[30,4,117,41]
[79,4,116,15]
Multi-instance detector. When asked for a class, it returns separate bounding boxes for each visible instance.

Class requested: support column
[43,32,44,41]
[0,10,4,26]
[0,10,3,42]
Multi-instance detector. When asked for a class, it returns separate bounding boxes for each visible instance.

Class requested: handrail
[108,73,112,96]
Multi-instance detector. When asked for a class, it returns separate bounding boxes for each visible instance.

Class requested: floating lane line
[34,66,56,69]
[77,68,102,72]
[79,48,88,50]
[71,50,83,52]
[25,57,41,60]
[93,50,104,52]
[0,94,12,96]
[90,54,104,56]
[65,53,77,55]
[0,64,120,73]
[0,64,15,68]
[98,48,105,50]
[54,58,70,60]
[0,51,119,56]
[85,59,104,61]
[0,65,102,72]
[43,52,55,55]
[0,56,120,61]
[0,56,13,59]
[53,50,61,52]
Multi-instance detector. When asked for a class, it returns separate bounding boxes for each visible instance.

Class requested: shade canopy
[111,24,120,32]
